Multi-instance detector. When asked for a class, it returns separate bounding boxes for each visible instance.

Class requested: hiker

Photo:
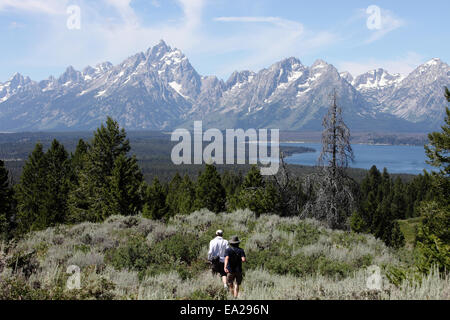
[208,229,229,289]
[224,235,246,298]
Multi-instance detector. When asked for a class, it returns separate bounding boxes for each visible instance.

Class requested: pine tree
[0,160,14,239]
[44,139,71,224]
[15,143,50,233]
[178,175,195,215]
[304,91,355,229]
[194,164,226,213]
[425,87,450,176]
[221,170,243,196]
[391,178,406,219]
[89,117,130,178]
[390,221,405,249]
[242,165,265,189]
[166,173,183,215]
[424,86,450,204]
[221,170,243,212]
[109,154,144,216]
[271,155,304,216]
[261,181,281,214]
[237,166,266,215]
[69,117,142,222]
[15,140,72,233]
[352,166,405,247]
[416,87,450,273]
[143,178,168,220]
[71,138,89,177]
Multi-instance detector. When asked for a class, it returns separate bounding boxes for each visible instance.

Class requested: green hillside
[1,210,447,300]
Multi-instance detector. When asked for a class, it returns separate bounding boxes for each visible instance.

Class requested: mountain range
[0,40,449,132]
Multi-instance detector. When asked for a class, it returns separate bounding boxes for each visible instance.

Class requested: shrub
[7,250,39,278]
[105,237,152,272]
[152,233,202,265]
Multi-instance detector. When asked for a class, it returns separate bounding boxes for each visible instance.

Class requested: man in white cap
[208,229,229,288]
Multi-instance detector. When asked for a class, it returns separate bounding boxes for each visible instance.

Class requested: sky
[0,0,449,82]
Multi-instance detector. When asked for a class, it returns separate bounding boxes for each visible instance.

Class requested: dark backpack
[210,255,221,272]
[227,247,240,271]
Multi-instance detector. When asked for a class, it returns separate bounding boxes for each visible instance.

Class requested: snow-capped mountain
[351,68,404,104]
[202,58,399,131]
[376,58,450,129]
[0,40,448,132]
[0,73,34,103]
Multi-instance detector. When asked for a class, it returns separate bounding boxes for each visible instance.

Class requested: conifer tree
[424,86,450,203]
[15,143,49,233]
[351,166,404,247]
[237,165,272,215]
[178,175,195,215]
[242,165,265,189]
[416,87,450,272]
[0,160,14,239]
[45,139,71,224]
[166,173,183,215]
[71,138,89,177]
[16,140,72,233]
[303,91,355,229]
[143,178,168,220]
[261,181,281,214]
[69,117,142,222]
[391,178,406,219]
[109,154,144,216]
[194,164,226,213]
[221,170,243,211]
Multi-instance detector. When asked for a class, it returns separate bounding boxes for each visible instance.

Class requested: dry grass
[0,210,448,300]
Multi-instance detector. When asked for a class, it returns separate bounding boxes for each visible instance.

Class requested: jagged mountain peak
[0,40,448,132]
[353,68,403,91]
[423,58,444,67]
[340,71,354,83]
[9,72,23,81]
[82,66,96,76]
[145,39,176,61]
[7,72,31,86]
[311,59,329,68]
[95,62,113,73]
[225,70,256,89]
[268,57,304,73]
[57,66,83,86]
[411,58,449,76]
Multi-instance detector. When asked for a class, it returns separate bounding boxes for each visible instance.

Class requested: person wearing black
[224,235,246,298]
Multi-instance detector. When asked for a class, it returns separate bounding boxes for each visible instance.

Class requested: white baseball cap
[216,230,223,236]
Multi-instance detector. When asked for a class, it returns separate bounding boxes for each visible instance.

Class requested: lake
[284,143,434,175]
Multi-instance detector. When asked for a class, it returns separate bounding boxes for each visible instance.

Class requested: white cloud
[0,0,68,15]
[214,16,304,31]
[103,0,139,27]
[3,0,340,80]
[338,52,424,77]
[212,16,339,76]
[151,0,161,8]
[8,21,25,29]
[364,7,405,44]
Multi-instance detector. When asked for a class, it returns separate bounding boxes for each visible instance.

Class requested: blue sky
[0,0,449,82]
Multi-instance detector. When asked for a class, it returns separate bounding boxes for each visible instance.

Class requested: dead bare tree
[271,152,305,216]
[301,90,356,229]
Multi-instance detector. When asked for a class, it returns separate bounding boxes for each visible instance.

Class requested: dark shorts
[212,261,227,277]
[218,262,227,277]
[226,272,243,285]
